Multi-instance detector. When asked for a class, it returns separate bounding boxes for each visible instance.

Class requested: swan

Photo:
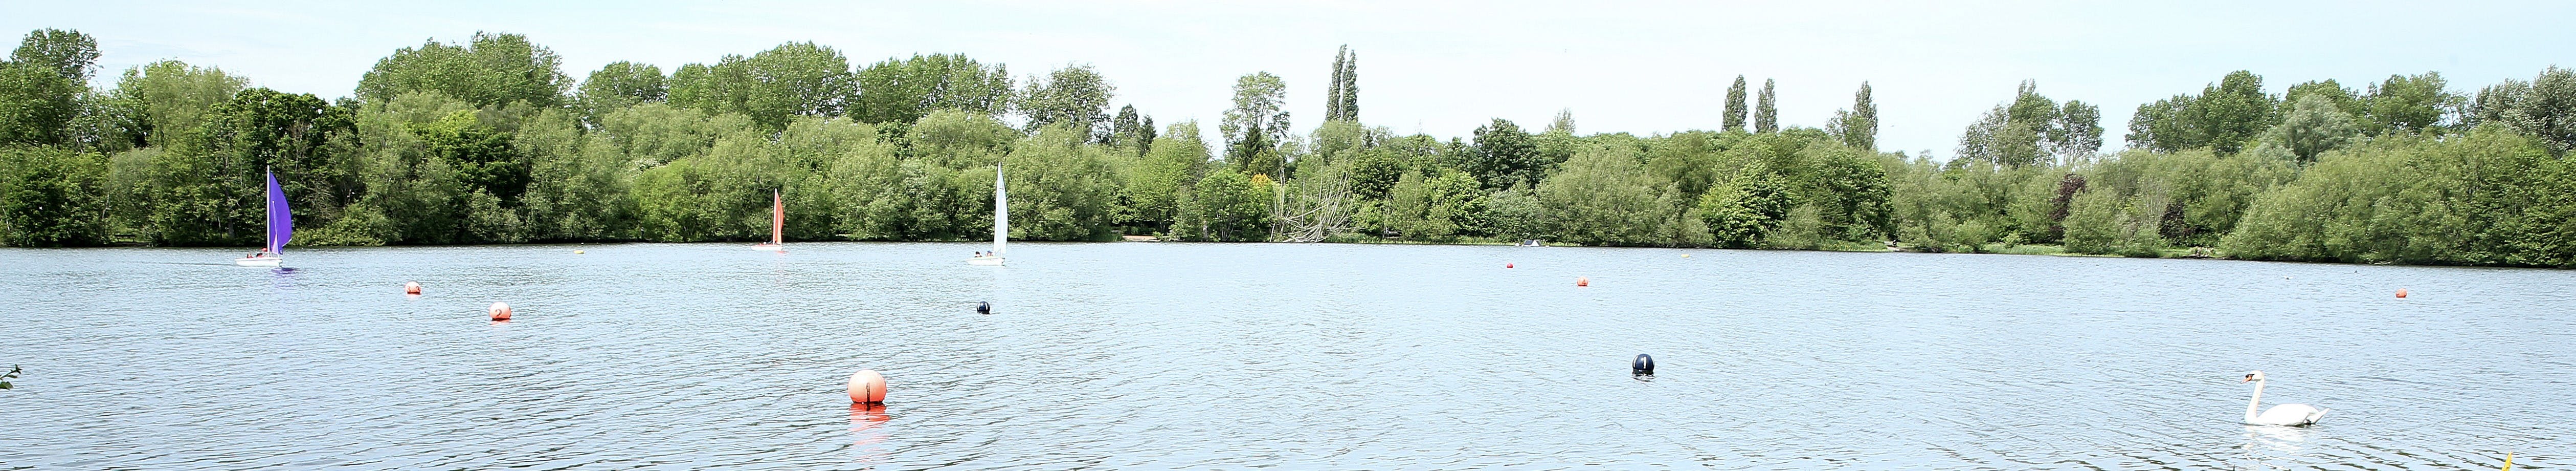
[2242,370,2329,426]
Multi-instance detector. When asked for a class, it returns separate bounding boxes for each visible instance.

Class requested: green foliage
[1697,167,1789,248]
[1754,78,1778,133]
[2265,94,2361,162]
[1382,167,1481,240]
[1119,121,1205,233]
[1325,46,1355,122]
[12,28,98,82]
[1828,82,1877,151]
[1466,118,1542,190]
[2366,72,2458,134]
[2125,71,2278,154]
[1539,145,1663,245]
[102,60,248,149]
[575,61,666,124]
[1723,75,1748,132]
[2469,67,2576,154]
[1018,64,1115,137]
[1959,80,2094,166]
[852,53,1011,126]
[2223,130,2575,266]
[906,109,1017,168]
[1106,104,1154,151]
[18,27,2576,269]
[1176,168,1271,241]
[1222,72,1290,171]
[356,32,570,110]
[0,62,80,146]
[1005,126,1122,241]
[668,42,856,131]
[0,145,107,246]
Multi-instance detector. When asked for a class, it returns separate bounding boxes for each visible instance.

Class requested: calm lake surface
[1,242,2569,469]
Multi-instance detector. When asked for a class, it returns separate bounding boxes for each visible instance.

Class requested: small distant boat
[1517,239,1544,247]
[968,168,1007,266]
[750,189,784,251]
[235,169,290,267]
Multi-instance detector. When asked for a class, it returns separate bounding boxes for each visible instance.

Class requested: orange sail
[770,189,784,245]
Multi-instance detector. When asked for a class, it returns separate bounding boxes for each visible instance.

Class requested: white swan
[2242,370,2329,426]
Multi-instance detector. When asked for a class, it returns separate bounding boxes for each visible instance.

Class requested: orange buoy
[1506,263,1514,268]
[487,302,512,321]
[2395,289,2409,298]
[1576,276,1590,287]
[404,281,422,295]
[848,369,887,403]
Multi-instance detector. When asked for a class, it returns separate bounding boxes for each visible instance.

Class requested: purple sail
[265,170,291,254]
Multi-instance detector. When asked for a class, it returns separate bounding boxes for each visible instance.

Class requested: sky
[7,1,2572,158]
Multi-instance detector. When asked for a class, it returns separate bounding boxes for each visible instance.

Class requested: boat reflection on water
[849,402,893,462]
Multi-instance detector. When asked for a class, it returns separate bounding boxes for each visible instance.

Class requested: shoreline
[32,238,2568,270]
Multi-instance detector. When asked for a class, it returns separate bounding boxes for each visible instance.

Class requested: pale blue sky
[8,1,2570,157]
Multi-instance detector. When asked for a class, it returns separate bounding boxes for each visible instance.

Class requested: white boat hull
[966,256,1005,266]
[749,243,784,251]
[234,256,282,267]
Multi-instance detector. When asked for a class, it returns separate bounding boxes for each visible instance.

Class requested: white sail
[992,167,1007,256]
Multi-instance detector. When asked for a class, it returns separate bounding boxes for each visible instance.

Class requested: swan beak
[2241,375,2254,382]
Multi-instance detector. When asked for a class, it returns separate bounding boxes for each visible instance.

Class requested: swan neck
[2245,378,2266,422]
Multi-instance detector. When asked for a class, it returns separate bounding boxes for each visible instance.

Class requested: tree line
[2,28,2572,268]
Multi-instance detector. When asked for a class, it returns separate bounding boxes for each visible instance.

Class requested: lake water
[1,242,2569,469]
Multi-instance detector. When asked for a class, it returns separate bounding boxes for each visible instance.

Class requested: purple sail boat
[234,169,290,266]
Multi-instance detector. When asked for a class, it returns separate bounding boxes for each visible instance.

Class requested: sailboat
[749,189,785,251]
[234,169,290,266]
[967,168,1006,265]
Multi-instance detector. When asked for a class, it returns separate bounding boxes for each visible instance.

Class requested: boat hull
[234,256,282,267]
[749,243,784,251]
[966,256,1005,266]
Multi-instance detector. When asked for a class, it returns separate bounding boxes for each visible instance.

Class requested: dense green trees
[5,27,2574,268]
[850,53,1011,127]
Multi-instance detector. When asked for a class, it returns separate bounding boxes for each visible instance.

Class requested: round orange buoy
[2395,289,2409,298]
[847,369,887,403]
[1576,276,1590,287]
[404,281,422,295]
[487,302,512,321]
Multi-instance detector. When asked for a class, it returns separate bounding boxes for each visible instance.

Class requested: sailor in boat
[244,247,275,259]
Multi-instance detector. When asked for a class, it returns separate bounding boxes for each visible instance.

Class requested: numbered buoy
[1632,353,1655,375]
[847,369,887,403]
[1576,276,1590,287]
[404,281,422,295]
[975,301,992,315]
[487,302,512,321]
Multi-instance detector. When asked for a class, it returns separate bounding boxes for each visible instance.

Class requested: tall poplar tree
[1326,46,1347,121]
[1724,75,1748,132]
[1339,49,1357,121]
[1829,82,1877,150]
[1754,78,1778,133]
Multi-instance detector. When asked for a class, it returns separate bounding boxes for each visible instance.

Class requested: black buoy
[1631,353,1655,375]
[975,301,991,315]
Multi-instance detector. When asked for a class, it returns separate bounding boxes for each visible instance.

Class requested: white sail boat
[968,168,1007,265]
[749,189,784,251]
[234,169,289,266]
